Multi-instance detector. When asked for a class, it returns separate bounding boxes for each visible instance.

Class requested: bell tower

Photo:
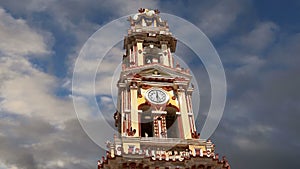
[118,8,195,140]
[99,8,230,169]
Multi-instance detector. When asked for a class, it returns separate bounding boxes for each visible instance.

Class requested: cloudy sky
[0,0,299,169]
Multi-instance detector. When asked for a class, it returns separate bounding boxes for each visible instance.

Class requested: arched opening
[139,105,153,137]
[197,165,205,169]
[165,106,180,138]
[144,55,160,64]
[143,46,162,65]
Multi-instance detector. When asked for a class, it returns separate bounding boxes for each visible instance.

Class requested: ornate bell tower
[98,8,230,169]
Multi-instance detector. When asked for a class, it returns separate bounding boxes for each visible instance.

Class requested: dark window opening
[144,55,160,64]
[141,120,153,137]
[140,105,153,137]
[145,55,153,64]
[165,106,180,138]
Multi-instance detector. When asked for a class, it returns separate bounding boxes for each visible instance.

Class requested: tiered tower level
[98,9,230,169]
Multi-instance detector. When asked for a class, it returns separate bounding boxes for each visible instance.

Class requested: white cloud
[0,8,73,124]
[0,56,74,123]
[238,22,279,52]
[0,1,299,169]
[197,0,245,37]
[0,162,19,169]
[233,55,265,76]
[233,123,274,151]
[72,44,123,96]
[113,0,159,16]
[0,8,51,57]
[0,117,101,169]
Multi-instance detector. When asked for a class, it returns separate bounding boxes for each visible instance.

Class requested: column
[153,116,159,137]
[168,48,174,68]
[161,41,169,66]
[118,83,128,135]
[187,88,196,133]
[177,87,192,139]
[129,44,135,67]
[130,83,139,137]
[136,39,144,66]
[161,115,167,138]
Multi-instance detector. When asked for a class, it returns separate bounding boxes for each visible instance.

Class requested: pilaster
[161,41,169,66]
[136,39,144,66]
[177,87,192,139]
[130,83,139,137]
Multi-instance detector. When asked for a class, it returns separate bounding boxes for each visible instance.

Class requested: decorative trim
[151,110,167,114]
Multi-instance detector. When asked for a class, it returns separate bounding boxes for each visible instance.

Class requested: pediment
[120,64,192,82]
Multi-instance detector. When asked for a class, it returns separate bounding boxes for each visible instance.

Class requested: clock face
[146,88,169,104]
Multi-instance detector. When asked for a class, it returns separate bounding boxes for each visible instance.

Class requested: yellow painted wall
[138,88,179,109]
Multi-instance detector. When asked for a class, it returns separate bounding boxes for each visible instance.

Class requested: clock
[145,88,169,104]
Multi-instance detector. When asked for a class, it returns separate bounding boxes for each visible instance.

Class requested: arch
[143,46,162,64]
[129,162,137,169]
[166,103,179,112]
[139,104,153,137]
[165,106,180,138]
[197,165,205,169]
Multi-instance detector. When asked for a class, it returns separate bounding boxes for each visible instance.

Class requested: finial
[138,8,145,13]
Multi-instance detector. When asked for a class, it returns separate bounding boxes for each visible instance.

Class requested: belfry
[98,8,230,169]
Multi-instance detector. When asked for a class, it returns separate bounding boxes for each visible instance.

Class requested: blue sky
[0,0,299,169]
